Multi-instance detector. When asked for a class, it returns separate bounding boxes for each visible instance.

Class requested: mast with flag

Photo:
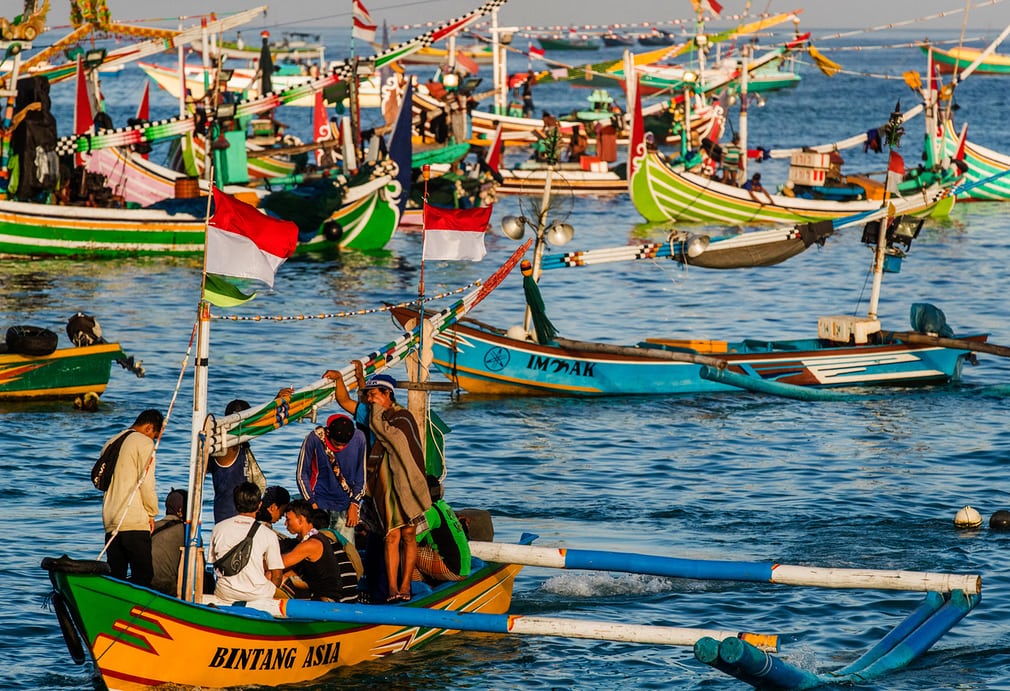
[180,184,298,601]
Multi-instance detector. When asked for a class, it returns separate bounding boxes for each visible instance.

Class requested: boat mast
[737,43,749,183]
[0,39,28,193]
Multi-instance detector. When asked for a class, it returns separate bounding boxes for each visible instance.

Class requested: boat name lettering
[302,642,341,667]
[526,355,595,377]
[208,646,299,670]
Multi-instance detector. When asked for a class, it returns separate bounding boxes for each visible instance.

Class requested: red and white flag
[886,150,905,194]
[422,203,492,261]
[206,187,299,287]
[352,0,377,42]
[529,44,545,60]
[455,49,480,76]
[692,0,723,17]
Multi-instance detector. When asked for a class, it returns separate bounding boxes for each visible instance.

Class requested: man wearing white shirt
[208,482,284,602]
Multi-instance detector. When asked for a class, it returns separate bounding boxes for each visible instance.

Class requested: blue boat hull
[394,310,978,396]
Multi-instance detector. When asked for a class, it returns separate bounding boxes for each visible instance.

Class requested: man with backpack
[208,482,285,603]
[100,409,163,587]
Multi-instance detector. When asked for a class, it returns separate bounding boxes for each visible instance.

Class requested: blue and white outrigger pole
[468,540,981,690]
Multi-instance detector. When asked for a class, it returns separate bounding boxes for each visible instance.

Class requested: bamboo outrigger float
[470,541,981,689]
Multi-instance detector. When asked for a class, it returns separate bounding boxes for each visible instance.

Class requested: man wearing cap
[361,372,432,602]
[296,414,366,546]
[150,488,188,596]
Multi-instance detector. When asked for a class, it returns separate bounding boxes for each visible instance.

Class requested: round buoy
[506,325,531,341]
[954,506,982,528]
[990,510,1010,531]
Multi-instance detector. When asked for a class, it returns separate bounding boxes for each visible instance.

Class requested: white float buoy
[954,506,982,528]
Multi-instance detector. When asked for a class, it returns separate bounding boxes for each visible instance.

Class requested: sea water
[2,24,1010,690]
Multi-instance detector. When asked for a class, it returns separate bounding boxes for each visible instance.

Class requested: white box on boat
[790,152,831,169]
[818,316,881,345]
[788,166,827,186]
[590,162,609,173]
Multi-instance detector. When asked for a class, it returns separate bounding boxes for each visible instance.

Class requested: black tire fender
[52,592,87,665]
[322,220,344,243]
[6,326,58,356]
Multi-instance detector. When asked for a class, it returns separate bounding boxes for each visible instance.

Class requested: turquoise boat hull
[394,309,980,396]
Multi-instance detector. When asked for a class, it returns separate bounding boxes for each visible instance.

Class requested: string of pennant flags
[210,282,479,322]
[387,14,758,35]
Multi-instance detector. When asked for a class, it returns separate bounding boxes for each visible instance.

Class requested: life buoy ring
[322,221,344,243]
[6,326,58,356]
[52,592,87,665]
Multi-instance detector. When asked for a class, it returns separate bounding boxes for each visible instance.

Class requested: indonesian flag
[886,151,905,194]
[529,44,545,60]
[206,188,298,290]
[352,0,377,42]
[692,0,723,17]
[455,49,480,76]
[422,203,492,261]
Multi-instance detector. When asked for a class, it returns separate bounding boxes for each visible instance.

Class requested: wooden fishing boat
[0,314,145,404]
[396,43,493,66]
[137,61,383,108]
[921,44,1010,75]
[537,35,599,51]
[448,93,724,147]
[43,553,523,689]
[391,305,985,397]
[601,32,637,47]
[497,161,626,196]
[393,159,995,399]
[627,82,957,225]
[41,211,536,689]
[638,29,678,47]
[940,120,1010,202]
[0,173,400,256]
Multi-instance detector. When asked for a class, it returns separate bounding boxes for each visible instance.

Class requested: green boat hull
[0,343,126,400]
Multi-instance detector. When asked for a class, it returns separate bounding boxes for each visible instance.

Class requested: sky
[84,0,1008,34]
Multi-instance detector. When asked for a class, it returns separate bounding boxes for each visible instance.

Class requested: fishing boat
[392,157,997,399]
[627,76,957,225]
[638,28,678,47]
[497,160,626,196]
[0,170,401,256]
[921,43,1010,75]
[137,61,383,108]
[40,194,537,688]
[0,315,144,405]
[601,32,637,47]
[536,34,599,51]
[940,120,1010,201]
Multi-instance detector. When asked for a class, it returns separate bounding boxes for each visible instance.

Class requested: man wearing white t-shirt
[208,482,284,602]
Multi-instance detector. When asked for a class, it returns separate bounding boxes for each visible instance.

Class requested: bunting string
[210,280,480,322]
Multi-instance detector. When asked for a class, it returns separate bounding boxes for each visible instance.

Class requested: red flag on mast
[73,58,93,167]
[135,80,150,159]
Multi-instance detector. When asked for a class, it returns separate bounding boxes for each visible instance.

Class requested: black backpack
[91,431,136,491]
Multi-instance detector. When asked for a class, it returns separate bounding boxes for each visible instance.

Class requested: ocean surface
[3,20,1010,691]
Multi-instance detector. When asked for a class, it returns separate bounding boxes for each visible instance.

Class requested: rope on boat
[209,281,478,322]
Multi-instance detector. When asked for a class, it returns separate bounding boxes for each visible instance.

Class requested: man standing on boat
[101,409,163,587]
[295,413,367,546]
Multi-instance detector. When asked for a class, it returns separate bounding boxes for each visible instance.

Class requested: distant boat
[537,35,599,51]
[638,29,678,47]
[921,44,1010,75]
[601,33,636,47]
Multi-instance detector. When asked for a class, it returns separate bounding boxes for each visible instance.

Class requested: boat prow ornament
[1,0,50,41]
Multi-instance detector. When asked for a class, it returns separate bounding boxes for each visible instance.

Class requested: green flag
[203,273,257,308]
